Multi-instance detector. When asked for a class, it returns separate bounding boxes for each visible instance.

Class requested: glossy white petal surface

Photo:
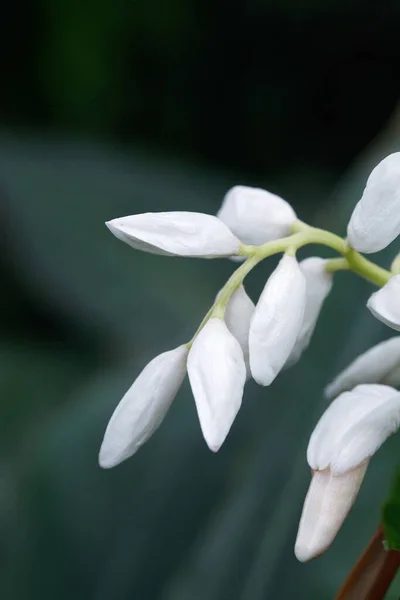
[106,212,241,258]
[296,383,400,562]
[220,285,255,377]
[367,275,400,332]
[287,257,333,366]
[217,185,296,246]
[307,384,399,473]
[295,465,368,562]
[332,391,400,473]
[249,254,306,385]
[347,153,400,253]
[325,336,400,399]
[187,318,246,451]
[99,345,188,468]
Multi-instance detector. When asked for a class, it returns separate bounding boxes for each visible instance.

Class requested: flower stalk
[191,221,392,347]
[101,158,400,597]
[335,526,400,600]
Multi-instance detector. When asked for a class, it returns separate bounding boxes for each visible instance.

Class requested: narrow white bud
[217,185,297,246]
[382,364,400,388]
[325,336,400,399]
[295,465,368,562]
[296,384,400,561]
[249,254,306,385]
[287,257,333,366]
[99,345,188,468]
[106,212,241,258]
[347,153,400,253]
[217,285,255,377]
[187,318,246,451]
[367,275,400,332]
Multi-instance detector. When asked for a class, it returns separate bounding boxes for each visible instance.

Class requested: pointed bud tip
[98,449,118,469]
[294,541,326,563]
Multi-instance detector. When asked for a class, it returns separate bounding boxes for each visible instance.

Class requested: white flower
[217,285,255,377]
[367,275,400,332]
[106,212,241,258]
[187,318,246,451]
[99,345,188,468]
[286,258,333,366]
[347,153,400,253]
[295,384,400,562]
[217,185,297,246]
[325,336,400,399]
[249,254,306,385]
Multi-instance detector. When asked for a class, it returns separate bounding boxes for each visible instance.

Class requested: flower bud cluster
[99,152,400,563]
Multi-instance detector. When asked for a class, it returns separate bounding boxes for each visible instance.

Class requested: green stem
[325,257,351,273]
[212,255,261,319]
[345,249,391,287]
[391,253,400,275]
[187,219,392,346]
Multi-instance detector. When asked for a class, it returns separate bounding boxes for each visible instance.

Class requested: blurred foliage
[2,0,400,599]
[383,469,400,552]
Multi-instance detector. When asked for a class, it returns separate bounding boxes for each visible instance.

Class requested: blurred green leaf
[382,469,400,551]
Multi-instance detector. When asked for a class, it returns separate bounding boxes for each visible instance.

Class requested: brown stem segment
[335,525,400,600]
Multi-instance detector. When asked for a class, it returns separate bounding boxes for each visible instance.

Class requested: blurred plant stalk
[335,526,400,600]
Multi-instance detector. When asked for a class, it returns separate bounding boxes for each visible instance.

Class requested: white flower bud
[217,185,297,246]
[367,275,400,332]
[295,465,368,563]
[347,153,400,253]
[286,258,333,366]
[382,364,400,388]
[187,318,246,451]
[249,254,306,385]
[99,345,188,468]
[295,384,400,561]
[106,212,241,258]
[325,336,400,399]
[217,285,255,377]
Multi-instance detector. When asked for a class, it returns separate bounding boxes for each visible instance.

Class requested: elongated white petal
[367,275,400,332]
[332,390,400,473]
[325,336,400,399]
[295,464,368,562]
[297,382,400,561]
[287,258,333,366]
[106,212,241,258]
[218,285,255,377]
[308,384,397,472]
[382,364,400,388]
[347,153,400,253]
[187,318,246,451]
[249,254,306,385]
[99,345,188,468]
[217,186,296,246]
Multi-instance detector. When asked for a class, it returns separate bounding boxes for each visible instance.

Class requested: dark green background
[1,1,400,598]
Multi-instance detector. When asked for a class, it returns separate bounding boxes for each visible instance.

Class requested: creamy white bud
[325,336,400,399]
[217,185,297,246]
[286,258,333,366]
[249,254,306,385]
[382,364,400,388]
[187,318,246,451]
[367,275,400,332]
[347,153,400,253]
[99,345,188,468]
[217,285,255,377]
[295,465,368,562]
[296,383,400,561]
[106,212,241,258]
[308,384,400,473]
